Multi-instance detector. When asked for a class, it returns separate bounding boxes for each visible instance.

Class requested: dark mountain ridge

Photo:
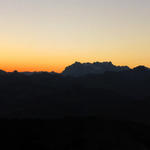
[0,66,150,120]
[1,63,150,149]
[62,61,131,77]
[1,61,149,77]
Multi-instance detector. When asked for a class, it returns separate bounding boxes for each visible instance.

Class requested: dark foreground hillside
[0,70,150,149]
[0,117,150,150]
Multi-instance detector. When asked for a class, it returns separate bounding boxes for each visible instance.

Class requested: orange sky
[0,0,150,72]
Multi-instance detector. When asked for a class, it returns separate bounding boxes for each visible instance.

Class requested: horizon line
[1,61,149,73]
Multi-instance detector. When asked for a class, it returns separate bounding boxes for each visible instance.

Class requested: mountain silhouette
[62,61,130,77]
[0,62,150,149]
[133,65,150,71]
[0,69,6,75]
[5,62,149,77]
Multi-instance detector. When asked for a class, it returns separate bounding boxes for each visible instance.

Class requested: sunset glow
[0,0,150,72]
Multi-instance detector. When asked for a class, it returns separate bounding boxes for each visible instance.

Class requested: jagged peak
[62,61,131,77]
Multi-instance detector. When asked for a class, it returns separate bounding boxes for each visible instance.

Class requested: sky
[0,0,150,72]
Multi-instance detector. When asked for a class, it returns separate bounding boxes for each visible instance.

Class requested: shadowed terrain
[0,65,150,149]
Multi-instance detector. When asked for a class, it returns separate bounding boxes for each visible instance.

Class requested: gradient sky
[0,0,150,72]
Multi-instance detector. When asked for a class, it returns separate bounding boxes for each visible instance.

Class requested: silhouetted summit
[0,66,150,120]
[62,61,130,77]
[133,65,149,71]
[0,70,6,75]
[0,63,150,149]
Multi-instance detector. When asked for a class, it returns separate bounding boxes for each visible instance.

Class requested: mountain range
[0,62,149,77]
[62,62,149,77]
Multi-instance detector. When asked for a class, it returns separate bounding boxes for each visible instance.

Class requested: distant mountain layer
[62,62,131,77]
[0,62,149,77]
